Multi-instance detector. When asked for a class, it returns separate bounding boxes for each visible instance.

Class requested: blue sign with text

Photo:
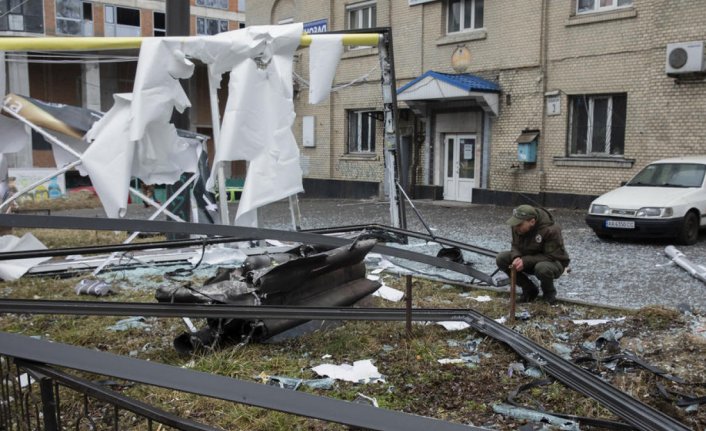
[304,19,328,34]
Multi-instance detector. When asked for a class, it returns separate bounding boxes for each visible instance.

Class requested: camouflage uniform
[496,206,570,302]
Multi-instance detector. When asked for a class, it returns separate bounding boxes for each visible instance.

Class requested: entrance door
[443,134,476,202]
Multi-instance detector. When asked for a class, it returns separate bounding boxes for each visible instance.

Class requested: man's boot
[540,279,557,305]
[516,275,539,303]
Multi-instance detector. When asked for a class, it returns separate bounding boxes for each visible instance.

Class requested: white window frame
[576,0,632,15]
[55,0,83,35]
[153,11,165,37]
[447,0,484,34]
[569,94,626,156]
[104,5,140,37]
[348,110,377,154]
[346,0,376,30]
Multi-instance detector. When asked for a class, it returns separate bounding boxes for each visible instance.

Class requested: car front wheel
[677,211,699,245]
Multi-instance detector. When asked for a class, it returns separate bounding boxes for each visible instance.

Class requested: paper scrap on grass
[572,317,625,326]
[470,295,492,302]
[0,233,51,280]
[437,321,470,331]
[106,317,152,332]
[372,284,404,302]
[312,359,385,384]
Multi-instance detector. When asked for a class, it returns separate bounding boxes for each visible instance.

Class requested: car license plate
[605,219,635,229]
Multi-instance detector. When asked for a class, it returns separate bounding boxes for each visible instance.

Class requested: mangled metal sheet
[156,239,380,353]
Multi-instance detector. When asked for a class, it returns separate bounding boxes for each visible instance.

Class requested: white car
[585,156,706,244]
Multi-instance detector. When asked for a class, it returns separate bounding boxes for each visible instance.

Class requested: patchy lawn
[1,243,705,431]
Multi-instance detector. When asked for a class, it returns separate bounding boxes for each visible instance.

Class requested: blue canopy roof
[397,70,500,94]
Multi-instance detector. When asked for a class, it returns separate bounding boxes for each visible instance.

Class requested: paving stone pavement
[57,198,706,312]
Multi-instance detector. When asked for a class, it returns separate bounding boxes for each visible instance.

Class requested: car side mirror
[620,181,627,186]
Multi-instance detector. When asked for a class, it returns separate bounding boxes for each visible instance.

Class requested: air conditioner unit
[666,41,706,75]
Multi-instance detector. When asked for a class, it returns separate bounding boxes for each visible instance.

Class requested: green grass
[1,233,705,430]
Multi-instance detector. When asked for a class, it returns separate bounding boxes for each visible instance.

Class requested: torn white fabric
[204,23,304,227]
[312,359,384,384]
[82,94,134,218]
[83,92,200,218]
[129,38,193,142]
[50,132,90,175]
[308,35,344,104]
[0,233,51,280]
[0,114,29,154]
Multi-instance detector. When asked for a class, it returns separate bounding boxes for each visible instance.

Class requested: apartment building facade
[247,0,706,207]
[0,0,245,168]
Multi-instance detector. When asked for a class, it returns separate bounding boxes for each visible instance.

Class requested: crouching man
[496,205,570,304]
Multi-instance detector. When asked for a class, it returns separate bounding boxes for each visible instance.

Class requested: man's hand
[511,257,524,272]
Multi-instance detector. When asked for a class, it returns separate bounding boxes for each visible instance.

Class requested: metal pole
[166,0,192,237]
[207,68,230,225]
[39,377,58,431]
[405,275,412,336]
[378,28,406,229]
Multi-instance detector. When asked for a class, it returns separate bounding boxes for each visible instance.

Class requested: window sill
[566,8,637,27]
[436,29,487,47]
[340,153,380,161]
[342,46,379,59]
[553,156,635,168]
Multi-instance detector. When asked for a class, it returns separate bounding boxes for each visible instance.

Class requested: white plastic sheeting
[308,35,344,104]
[0,233,51,280]
[203,23,304,226]
[0,114,29,154]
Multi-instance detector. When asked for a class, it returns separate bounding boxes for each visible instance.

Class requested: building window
[153,11,165,36]
[0,0,44,33]
[348,110,377,153]
[238,0,245,12]
[447,0,484,34]
[569,94,627,156]
[196,0,228,9]
[577,0,632,14]
[196,16,228,35]
[104,5,140,37]
[56,0,93,35]
[346,1,376,30]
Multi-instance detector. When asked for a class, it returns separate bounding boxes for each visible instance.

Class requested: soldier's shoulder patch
[535,234,542,243]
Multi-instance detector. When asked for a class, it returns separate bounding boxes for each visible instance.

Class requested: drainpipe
[538,0,549,201]
[329,0,335,180]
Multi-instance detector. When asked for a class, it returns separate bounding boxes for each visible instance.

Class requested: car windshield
[627,163,706,188]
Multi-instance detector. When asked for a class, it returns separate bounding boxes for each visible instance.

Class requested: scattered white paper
[438,358,466,364]
[436,321,470,331]
[471,295,492,302]
[372,285,404,302]
[312,359,384,383]
[0,233,51,280]
[572,317,625,326]
[366,274,380,281]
